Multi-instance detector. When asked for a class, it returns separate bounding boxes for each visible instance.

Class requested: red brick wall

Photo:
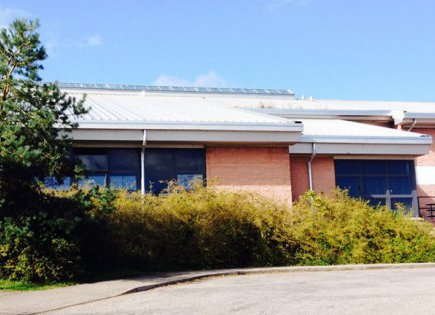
[415,129,435,167]
[206,146,292,204]
[290,156,336,201]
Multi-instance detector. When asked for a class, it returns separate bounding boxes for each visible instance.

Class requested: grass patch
[0,279,74,291]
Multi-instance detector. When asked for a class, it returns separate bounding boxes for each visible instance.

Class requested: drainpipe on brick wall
[308,143,317,191]
[141,130,147,195]
[408,119,417,132]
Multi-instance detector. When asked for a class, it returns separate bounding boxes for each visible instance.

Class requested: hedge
[2,185,435,282]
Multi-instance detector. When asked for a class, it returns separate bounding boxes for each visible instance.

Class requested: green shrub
[3,185,435,283]
[290,190,435,265]
[0,187,116,282]
[110,186,295,270]
[108,187,435,271]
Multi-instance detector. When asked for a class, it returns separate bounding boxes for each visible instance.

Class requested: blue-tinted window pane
[78,155,107,171]
[366,197,386,208]
[44,177,71,190]
[362,176,386,195]
[145,148,206,194]
[361,160,386,174]
[177,174,203,189]
[335,160,360,175]
[146,149,173,174]
[389,176,413,194]
[78,174,106,188]
[336,176,360,197]
[175,149,206,172]
[109,149,140,172]
[110,175,137,190]
[387,160,412,175]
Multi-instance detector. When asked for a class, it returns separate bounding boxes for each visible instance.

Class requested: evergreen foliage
[0,19,87,215]
[0,19,93,282]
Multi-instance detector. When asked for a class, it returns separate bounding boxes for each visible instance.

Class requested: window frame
[335,159,417,210]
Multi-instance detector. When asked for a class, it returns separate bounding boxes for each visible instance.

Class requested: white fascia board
[136,130,301,143]
[289,143,430,155]
[403,112,435,120]
[74,121,303,132]
[300,135,432,145]
[69,129,144,141]
[69,129,301,144]
[248,108,392,120]
[398,113,435,127]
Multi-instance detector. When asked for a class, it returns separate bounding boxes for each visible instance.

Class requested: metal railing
[417,196,435,219]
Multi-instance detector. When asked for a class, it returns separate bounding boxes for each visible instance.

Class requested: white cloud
[74,35,102,48]
[85,35,102,47]
[0,6,31,29]
[267,0,312,11]
[154,71,229,87]
[153,75,191,87]
[58,34,103,50]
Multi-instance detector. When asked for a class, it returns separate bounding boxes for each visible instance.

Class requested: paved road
[42,268,435,315]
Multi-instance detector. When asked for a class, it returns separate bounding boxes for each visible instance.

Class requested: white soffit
[70,129,301,144]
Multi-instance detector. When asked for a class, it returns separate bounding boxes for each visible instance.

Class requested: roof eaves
[299,134,432,145]
[74,120,304,132]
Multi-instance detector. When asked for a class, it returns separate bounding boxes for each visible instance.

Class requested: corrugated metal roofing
[298,119,431,144]
[61,85,435,115]
[64,89,301,130]
[60,85,432,145]
[232,98,435,113]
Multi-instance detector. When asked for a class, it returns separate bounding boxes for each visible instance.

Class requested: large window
[44,177,72,190]
[335,159,416,210]
[76,148,108,188]
[144,148,206,194]
[44,147,205,194]
[76,148,141,190]
[45,148,141,191]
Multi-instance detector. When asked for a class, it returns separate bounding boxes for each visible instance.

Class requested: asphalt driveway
[42,267,435,315]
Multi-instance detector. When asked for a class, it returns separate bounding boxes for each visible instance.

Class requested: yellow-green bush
[108,187,435,271]
[110,186,295,270]
[4,185,435,282]
[290,191,435,265]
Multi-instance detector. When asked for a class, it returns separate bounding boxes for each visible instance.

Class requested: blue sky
[2,0,435,101]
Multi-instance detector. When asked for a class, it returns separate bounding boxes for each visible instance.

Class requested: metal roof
[61,85,432,152]
[289,119,431,155]
[59,83,294,97]
[232,98,435,113]
[298,119,431,144]
[65,89,302,132]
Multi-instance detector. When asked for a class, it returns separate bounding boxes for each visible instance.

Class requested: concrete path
[42,267,435,315]
[2,263,435,315]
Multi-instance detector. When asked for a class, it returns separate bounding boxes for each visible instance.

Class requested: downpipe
[308,143,317,191]
[408,119,417,132]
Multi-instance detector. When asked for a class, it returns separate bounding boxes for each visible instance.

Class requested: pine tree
[0,19,87,215]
